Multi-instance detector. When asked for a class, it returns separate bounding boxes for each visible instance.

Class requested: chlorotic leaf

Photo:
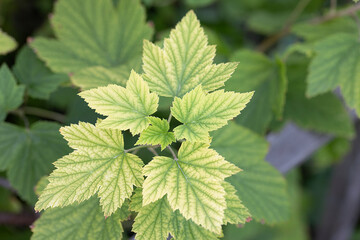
[132,190,219,240]
[211,122,290,223]
[13,46,68,99]
[143,10,237,97]
[35,122,144,216]
[32,196,127,240]
[133,197,172,240]
[222,181,251,225]
[169,210,220,240]
[0,29,17,55]
[226,50,287,135]
[143,141,240,233]
[30,0,152,88]
[80,70,159,135]
[0,121,69,204]
[0,64,25,121]
[130,188,143,213]
[136,117,175,150]
[306,33,360,115]
[171,85,253,142]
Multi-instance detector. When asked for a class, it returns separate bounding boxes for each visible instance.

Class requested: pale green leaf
[0,30,17,55]
[171,85,253,142]
[32,196,126,240]
[0,121,69,204]
[143,11,236,97]
[13,46,68,99]
[211,122,290,223]
[133,197,172,240]
[35,122,144,216]
[136,117,175,150]
[71,66,128,90]
[284,57,354,137]
[226,50,287,134]
[143,141,240,233]
[80,70,159,135]
[222,181,250,225]
[306,33,360,115]
[0,64,25,121]
[30,0,152,88]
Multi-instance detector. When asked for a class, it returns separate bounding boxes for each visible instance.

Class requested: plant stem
[167,146,178,160]
[125,144,160,153]
[21,106,66,123]
[168,113,172,123]
[147,147,159,156]
[0,211,38,226]
[11,109,30,128]
[311,2,360,24]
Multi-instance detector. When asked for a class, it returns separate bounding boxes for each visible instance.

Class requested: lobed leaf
[171,85,253,142]
[284,57,354,137]
[32,197,127,240]
[142,141,240,233]
[136,117,175,150]
[0,121,69,204]
[13,46,68,99]
[133,192,219,240]
[0,64,25,121]
[226,50,287,135]
[80,71,159,135]
[211,122,290,223]
[133,197,172,240]
[142,10,237,97]
[222,181,250,225]
[30,0,152,88]
[35,122,144,216]
[306,33,360,115]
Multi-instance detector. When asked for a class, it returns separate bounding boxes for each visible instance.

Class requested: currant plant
[33,10,257,239]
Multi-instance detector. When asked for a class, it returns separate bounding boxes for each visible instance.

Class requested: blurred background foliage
[0,0,359,239]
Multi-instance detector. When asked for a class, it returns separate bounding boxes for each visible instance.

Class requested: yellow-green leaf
[0,30,17,55]
[35,122,144,216]
[136,117,175,150]
[143,11,236,97]
[171,86,253,142]
[133,197,172,240]
[80,70,159,135]
[143,141,240,234]
[222,181,250,225]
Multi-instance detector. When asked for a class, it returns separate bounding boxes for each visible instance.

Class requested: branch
[257,2,360,52]
[0,211,38,226]
[311,2,360,24]
[0,178,16,193]
[257,0,311,52]
[316,122,360,240]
